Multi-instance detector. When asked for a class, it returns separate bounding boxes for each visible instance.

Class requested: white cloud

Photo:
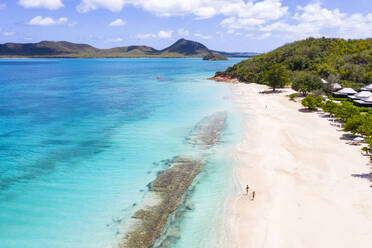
[221,16,266,30]
[109,18,125,27]
[75,0,372,41]
[136,30,173,39]
[158,30,173,39]
[194,33,212,39]
[259,3,372,39]
[68,21,78,27]
[178,28,189,36]
[76,0,288,25]
[0,3,6,9]
[338,13,372,38]
[19,0,63,10]
[105,37,124,43]
[294,3,345,28]
[3,31,16,36]
[24,37,33,41]
[77,0,124,12]
[245,32,270,39]
[193,6,216,19]
[136,33,156,39]
[258,32,271,39]
[29,16,68,26]
[216,31,224,38]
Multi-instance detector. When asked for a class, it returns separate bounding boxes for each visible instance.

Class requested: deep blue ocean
[0,58,244,248]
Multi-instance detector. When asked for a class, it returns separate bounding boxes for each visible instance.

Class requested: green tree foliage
[344,114,367,135]
[363,71,372,84]
[356,115,372,137]
[334,101,360,122]
[320,100,372,161]
[292,71,323,95]
[224,37,372,161]
[362,138,372,160]
[263,64,290,91]
[322,100,338,115]
[224,37,372,89]
[301,95,324,110]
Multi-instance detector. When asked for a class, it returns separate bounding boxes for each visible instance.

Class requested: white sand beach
[225,83,372,248]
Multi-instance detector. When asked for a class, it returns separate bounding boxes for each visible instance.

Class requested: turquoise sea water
[0,58,244,248]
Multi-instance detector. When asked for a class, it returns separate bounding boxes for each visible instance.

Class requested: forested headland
[221,37,372,89]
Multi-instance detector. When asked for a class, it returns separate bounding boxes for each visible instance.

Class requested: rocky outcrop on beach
[209,71,240,83]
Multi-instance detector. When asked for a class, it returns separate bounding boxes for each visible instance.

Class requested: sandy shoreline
[224,83,372,248]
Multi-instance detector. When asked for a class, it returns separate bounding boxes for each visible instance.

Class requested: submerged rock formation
[186,111,227,148]
[119,111,227,248]
[120,158,203,248]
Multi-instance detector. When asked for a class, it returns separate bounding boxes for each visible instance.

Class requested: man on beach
[251,191,256,201]
[246,185,249,195]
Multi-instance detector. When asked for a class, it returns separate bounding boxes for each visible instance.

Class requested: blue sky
[0,0,371,52]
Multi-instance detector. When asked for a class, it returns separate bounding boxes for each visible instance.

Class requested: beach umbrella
[364,96,372,103]
[354,91,372,98]
[337,88,357,95]
[353,137,364,142]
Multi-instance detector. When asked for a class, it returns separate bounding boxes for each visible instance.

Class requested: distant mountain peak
[161,38,210,56]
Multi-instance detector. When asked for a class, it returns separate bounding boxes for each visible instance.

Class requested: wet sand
[225,83,372,248]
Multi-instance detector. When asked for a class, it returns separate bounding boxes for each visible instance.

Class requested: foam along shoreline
[119,112,227,248]
[225,83,372,248]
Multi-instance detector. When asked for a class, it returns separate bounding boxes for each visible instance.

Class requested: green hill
[0,39,253,58]
[160,38,210,56]
[221,37,372,89]
[203,53,228,61]
[100,45,158,56]
[0,41,98,56]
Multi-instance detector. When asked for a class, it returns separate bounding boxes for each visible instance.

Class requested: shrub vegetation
[289,93,299,100]
[301,95,324,110]
[301,96,372,161]
[263,64,290,91]
[223,37,372,89]
[292,71,323,95]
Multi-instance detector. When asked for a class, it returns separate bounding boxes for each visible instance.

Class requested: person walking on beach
[251,191,256,201]
[246,185,249,195]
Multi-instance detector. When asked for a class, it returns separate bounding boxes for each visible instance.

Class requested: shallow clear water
[0,58,244,248]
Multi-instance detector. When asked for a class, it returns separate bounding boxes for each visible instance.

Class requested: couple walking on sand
[246,185,255,200]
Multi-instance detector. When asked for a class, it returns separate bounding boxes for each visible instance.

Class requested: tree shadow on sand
[258,89,284,94]
[317,112,332,119]
[352,172,372,187]
[339,133,358,141]
[298,108,318,113]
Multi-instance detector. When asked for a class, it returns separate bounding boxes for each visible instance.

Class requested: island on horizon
[0,38,259,58]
